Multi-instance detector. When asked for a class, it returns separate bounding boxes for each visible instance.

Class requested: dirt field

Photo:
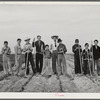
[0,54,100,92]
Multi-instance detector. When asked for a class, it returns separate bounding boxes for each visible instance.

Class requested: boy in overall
[1,41,13,76]
[41,45,52,77]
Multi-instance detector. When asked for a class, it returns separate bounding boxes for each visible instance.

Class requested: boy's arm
[23,45,27,52]
[63,44,67,53]
[14,46,18,55]
[72,45,76,53]
[32,38,36,47]
[1,47,5,54]
[7,47,11,54]
[42,41,45,50]
[80,46,82,52]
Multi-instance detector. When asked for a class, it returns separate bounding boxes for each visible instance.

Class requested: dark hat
[37,35,41,38]
[17,38,21,41]
[94,39,98,43]
[85,43,89,46]
[24,37,31,41]
[58,38,62,43]
[51,35,59,39]
[75,39,79,43]
[4,41,8,44]
[45,44,49,48]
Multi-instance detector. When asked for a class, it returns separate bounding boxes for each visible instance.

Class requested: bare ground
[0,54,100,92]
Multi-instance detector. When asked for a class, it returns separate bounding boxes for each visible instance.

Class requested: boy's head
[94,40,98,46]
[45,44,49,50]
[4,41,8,47]
[17,38,21,44]
[85,43,89,49]
[75,39,79,45]
[57,38,62,44]
[25,37,30,43]
[37,35,41,41]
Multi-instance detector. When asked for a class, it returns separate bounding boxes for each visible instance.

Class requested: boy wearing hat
[1,41,13,75]
[57,38,67,76]
[23,37,36,77]
[14,38,23,76]
[72,39,82,75]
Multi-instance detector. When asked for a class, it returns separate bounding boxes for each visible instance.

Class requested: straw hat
[24,37,31,41]
[51,35,59,39]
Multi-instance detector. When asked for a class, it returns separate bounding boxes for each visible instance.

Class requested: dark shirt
[32,40,45,53]
[90,45,100,60]
[82,49,91,60]
[72,44,82,56]
[57,43,67,54]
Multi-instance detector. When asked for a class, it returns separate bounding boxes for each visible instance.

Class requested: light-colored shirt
[1,46,11,61]
[44,50,51,59]
[50,41,58,52]
[14,44,22,55]
[1,46,11,55]
[23,43,33,53]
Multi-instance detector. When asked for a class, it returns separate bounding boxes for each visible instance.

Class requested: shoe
[70,77,74,80]
[48,75,51,78]
[24,75,28,78]
[16,74,21,77]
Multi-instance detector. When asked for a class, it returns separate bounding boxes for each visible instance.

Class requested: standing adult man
[14,38,23,76]
[32,35,45,74]
[50,35,59,75]
[90,40,100,76]
[23,37,36,77]
[72,39,82,75]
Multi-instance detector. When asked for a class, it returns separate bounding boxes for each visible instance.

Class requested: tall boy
[90,40,100,75]
[14,38,23,76]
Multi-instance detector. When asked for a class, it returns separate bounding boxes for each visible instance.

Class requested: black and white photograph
[0,1,100,99]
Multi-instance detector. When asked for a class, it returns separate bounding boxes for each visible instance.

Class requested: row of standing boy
[1,35,69,78]
[72,39,100,76]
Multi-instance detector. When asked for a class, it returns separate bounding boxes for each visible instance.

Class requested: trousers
[42,58,53,76]
[83,60,90,75]
[52,51,58,74]
[57,54,67,75]
[36,53,43,73]
[25,52,36,75]
[94,59,100,75]
[14,55,22,75]
[3,55,12,75]
[74,55,81,74]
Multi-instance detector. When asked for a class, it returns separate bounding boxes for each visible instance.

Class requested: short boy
[1,41,13,75]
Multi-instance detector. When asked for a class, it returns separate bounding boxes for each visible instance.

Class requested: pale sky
[0,3,100,53]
